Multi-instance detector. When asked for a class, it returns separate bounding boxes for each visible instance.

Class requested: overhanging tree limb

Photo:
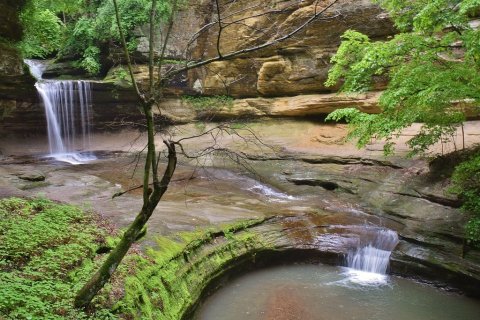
[165,0,340,79]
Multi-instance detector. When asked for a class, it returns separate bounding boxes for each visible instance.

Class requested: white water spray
[344,228,399,285]
[25,60,96,164]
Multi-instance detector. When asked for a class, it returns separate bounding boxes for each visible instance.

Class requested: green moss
[182,95,234,112]
[117,218,270,320]
[103,66,132,88]
[0,198,272,319]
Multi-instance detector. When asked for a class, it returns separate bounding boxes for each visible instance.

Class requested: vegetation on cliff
[19,0,173,74]
[325,0,480,244]
[451,151,480,247]
[326,0,480,155]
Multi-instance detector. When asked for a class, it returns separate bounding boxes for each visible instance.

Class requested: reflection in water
[195,264,480,320]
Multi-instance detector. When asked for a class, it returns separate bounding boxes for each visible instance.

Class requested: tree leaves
[325,0,480,156]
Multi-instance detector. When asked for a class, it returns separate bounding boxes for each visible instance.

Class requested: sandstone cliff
[0,0,38,137]
[1,0,395,134]
[110,0,395,121]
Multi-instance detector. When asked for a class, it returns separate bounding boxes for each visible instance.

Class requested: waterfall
[344,228,399,285]
[25,60,96,164]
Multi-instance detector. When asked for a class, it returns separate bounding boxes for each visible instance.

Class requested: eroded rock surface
[0,0,38,137]
[1,120,479,297]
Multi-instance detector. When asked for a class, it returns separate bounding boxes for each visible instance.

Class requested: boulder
[16,170,46,182]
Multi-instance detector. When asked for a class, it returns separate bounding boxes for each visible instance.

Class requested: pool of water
[194,264,480,320]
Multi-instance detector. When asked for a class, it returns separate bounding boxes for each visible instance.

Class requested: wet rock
[0,0,26,42]
[16,170,46,182]
[0,185,29,199]
[391,240,480,297]
[287,177,356,194]
[42,61,89,79]
[0,1,38,137]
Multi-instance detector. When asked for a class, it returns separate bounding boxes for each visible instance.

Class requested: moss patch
[182,95,234,112]
[0,197,274,320]
[116,218,271,320]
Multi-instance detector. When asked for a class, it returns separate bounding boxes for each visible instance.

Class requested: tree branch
[165,0,339,79]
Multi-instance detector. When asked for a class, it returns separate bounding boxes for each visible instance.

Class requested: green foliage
[325,0,480,155]
[79,46,101,74]
[182,95,234,111]
[19,5,64,58]
[117,218,267,320]
[0,197,119,319]
[450,153,480,247]
[20,0,183,74]
[0,199,268,319]
[104,66,132,87]
[465,217,480,247]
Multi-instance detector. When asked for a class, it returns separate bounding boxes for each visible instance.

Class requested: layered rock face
[0,0,394,134]
[122,0,395,121]
[0,0,38,137]
[189,0,394,98]
[130,0,394,98]
[28,0,393,127]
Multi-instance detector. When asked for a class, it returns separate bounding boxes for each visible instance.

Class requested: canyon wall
[0,0,395,135]
[0,0,39,137]
[112,0,395,121]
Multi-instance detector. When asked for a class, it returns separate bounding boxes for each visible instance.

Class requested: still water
[194,264,480,320]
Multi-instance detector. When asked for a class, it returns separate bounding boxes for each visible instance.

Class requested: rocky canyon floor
[1,120,480,294]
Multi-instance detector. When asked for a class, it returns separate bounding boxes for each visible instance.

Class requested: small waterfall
[344,228,399,285]
[25,60,96,164]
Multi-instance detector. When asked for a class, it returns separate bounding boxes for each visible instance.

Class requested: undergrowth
[450,149,480,248]
[182,95,234,111]
[116,218,268,320]
[0,197,134,320]
[0,197,269,320]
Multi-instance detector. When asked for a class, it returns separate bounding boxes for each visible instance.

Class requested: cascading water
[344,227,399,285]
[25,59,96,164]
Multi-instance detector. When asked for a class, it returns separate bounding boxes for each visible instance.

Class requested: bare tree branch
[166,0,339,79]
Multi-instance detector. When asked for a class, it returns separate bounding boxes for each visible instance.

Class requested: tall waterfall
[344,228,399,285]
[25,60,96,164]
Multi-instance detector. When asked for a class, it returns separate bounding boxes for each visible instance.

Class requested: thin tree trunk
[74,0,338,308]
[74,138,177,308]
